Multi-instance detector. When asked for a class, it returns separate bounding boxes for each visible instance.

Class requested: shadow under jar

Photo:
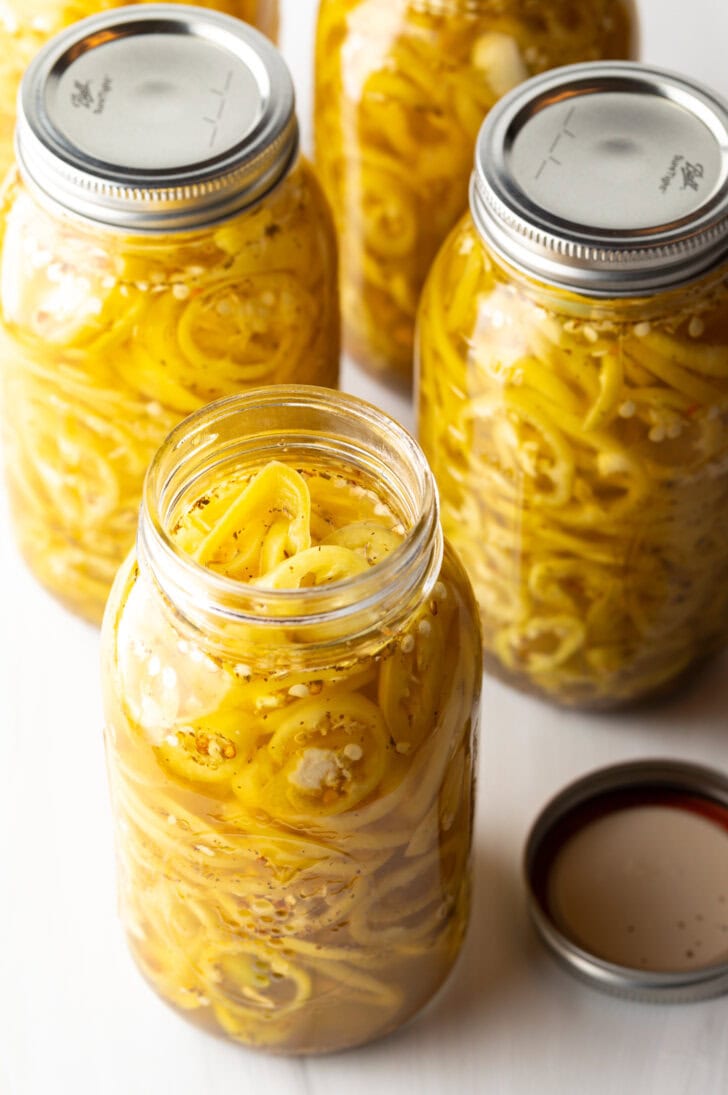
[0,6,338,624]
[314,0,638,387]
[101,387,482,1055]
[0,0,279,181]
[417,62,728,709]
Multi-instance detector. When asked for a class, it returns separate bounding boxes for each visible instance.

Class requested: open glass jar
[314,0,638,386]
[0,0,279,181]
[0,7,338,623]
[101,387,482,1055]
[417,63,728,709]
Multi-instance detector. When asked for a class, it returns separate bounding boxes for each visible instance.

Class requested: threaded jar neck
[471,219,728,321]
[138,386,443,662]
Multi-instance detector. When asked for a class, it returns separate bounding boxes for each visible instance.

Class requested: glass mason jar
[417,63,728,709]
[314,0,638,386]
[0,1,279,181]
[0,7,339,623]
[100,387,482,1055]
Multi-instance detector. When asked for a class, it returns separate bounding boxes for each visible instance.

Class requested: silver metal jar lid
[16,4,298,231]
[524,759,728,1003]
[471,62,728,295]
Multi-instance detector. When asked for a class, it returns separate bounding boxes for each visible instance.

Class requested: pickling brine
[101,388,481,1054]
[314,0,637,385]
[0,1,279,182]
[0,9,337,623]
[417,64,728,708]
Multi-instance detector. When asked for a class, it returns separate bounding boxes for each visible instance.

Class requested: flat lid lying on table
[525,759,728,1002]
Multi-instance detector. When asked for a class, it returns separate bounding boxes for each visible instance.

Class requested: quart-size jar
[0,6,339,623]
[417,63,728,709]
[314,0,638,386]
[101,387,482,1055]
[0,0,279,181]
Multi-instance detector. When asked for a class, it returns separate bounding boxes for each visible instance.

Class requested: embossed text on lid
[16,4,298,231]
[471,62,728,294]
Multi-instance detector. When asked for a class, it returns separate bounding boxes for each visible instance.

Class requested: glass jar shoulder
[419,215,728,413]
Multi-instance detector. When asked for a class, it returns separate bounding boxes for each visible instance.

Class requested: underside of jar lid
[16,3,298,231]
[525,759,728,1002]
[471,62,728,295]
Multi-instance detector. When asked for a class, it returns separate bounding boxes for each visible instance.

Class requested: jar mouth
[139,386,442,638]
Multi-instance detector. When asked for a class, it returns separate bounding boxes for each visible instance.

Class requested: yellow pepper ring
[193,461,311,572]
[176,272,316,383]
[255,544,369,589]
[200,940,312,1021]
[155,724,245,787]
[323,519,403,566]
[260,692,390,818]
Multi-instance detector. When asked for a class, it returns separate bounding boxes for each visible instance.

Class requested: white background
[1,1,727,1093]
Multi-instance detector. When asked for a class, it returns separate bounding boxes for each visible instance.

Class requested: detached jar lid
[525,760,728,1003]
[471,62,728,295]
[16,3,297,231]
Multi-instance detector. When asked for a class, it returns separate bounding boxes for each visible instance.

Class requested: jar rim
[138,386,443,645]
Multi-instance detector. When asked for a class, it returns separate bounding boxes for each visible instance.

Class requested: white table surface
[1,1,727,1092]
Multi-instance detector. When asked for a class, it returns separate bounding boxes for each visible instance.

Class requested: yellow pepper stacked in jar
[102,390,481,1054]
[0,8,338,623]
[314,0,638,384]
[419,224,728,706]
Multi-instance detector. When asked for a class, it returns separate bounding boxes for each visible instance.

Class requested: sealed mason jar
[314,0,638,386]
[417,63,728,708]
[0,0,279,180]
[100,387,482,1054]
[0,6,339,623]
